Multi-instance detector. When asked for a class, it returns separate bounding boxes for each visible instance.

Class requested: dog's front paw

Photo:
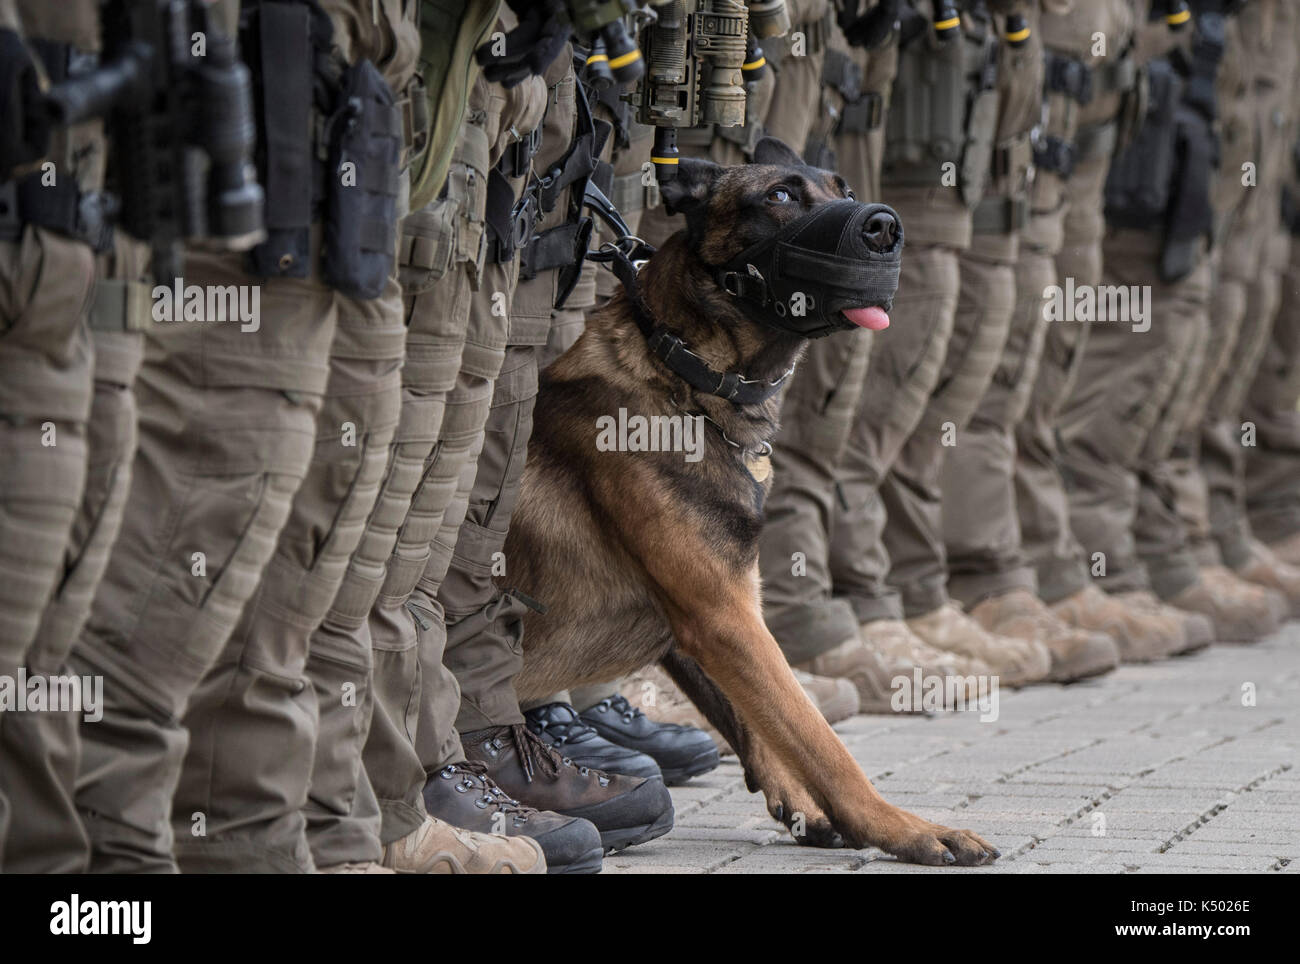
[764,788,844,849]
[885,820,1000,867]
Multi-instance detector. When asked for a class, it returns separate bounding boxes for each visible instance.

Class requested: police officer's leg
[759,333,872,665]
[1133,295,1210,602]
[300,202,474,867]
[1018,131,1111,604]
[1054,229,1199,595]
[168,272,403,873]
[828,244,958,627]
[1244,235,1300,554]
[885,248,1014,619]
[1206,228,1288,569]
[0,236,148,873]
[365,254,507,842]
[946,244,1053,606]
[70,250,337,873]
[1170,255,1250,569]
[0,224,94,870]
[883,247,1052,685]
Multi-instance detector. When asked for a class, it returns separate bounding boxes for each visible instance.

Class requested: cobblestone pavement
[605,623,1300,874]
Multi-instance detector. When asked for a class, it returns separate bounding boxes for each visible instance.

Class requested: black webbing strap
[589,239,790,407]
[537,77,598,215]
[1043,51,1093,104]
[0,175,115,250]
[256,1,316,231]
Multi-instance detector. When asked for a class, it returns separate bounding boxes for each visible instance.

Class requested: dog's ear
[751,136,805,168]
[659,157,721,217]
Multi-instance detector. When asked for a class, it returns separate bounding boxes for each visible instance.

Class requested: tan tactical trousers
[828,244,961,626]
[1025,143,1107,603]
[884,247,1015,617]
[69,240,338,872]
[169,272,405,874]
[0,225,95,872]
[1054,228,1211,598]
[1244,231,1300,543]
[1203,227,1291,569]
[0,237,148,873]
[945,243,1055,606]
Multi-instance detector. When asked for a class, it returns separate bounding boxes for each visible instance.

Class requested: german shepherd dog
[504,138,998,866]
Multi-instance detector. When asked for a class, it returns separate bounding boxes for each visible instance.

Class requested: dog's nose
[862,209,899,252]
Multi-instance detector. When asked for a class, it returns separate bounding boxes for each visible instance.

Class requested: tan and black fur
[504,138,997,866]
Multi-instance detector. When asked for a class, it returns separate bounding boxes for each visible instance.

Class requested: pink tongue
[843,306,890,330]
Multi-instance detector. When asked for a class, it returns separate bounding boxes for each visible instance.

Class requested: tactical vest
[882,7,999,209]
[409,0,499,212]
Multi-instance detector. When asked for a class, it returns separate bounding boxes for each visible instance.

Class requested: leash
[583,180,793,407]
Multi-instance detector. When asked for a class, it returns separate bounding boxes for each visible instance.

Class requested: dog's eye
[845,188,856,200]
[766,187,792,204]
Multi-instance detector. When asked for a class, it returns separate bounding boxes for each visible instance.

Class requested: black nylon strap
[1,175,115,251]
[257,2,314,231]
[591,241,790,407]
[520,221,582,276]
[1043,52,1093,104]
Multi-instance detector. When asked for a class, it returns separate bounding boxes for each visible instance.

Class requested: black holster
[1104,58,1184,231]
[321,58,402,299]
[241,0,335,280]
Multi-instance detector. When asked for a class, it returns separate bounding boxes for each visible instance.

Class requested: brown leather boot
[380,815,546,874]
[970,588,1118,683]
[1235,540,1300,617]
[1166,567,1287,643]
[1050,585,1189,661]
[461,724,674,853]
[907,603,1051,687]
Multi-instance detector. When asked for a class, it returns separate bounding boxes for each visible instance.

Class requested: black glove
[476,0,571,88]
[839,0,902,50]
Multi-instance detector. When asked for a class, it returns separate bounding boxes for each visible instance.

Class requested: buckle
[1033,135,1075,178]
[1047,54,1093,104]
[499,126,542,180]
[511,191,537,250]
[839,91,883,133]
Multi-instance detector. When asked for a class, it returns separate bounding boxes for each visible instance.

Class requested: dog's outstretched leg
[666,574,998,866]
[660,650,845,848]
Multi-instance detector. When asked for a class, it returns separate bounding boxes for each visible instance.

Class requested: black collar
[590,238,793,407]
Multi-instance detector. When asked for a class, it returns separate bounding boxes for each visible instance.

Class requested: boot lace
[595,693,643,724]
[438,760,535,825]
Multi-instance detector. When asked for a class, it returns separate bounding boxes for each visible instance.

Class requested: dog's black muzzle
[713,200,903,339]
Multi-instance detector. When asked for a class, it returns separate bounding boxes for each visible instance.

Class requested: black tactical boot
[422,760,604,875]
[524,701,662,780]
[461,724,674,853]
[580,693,720,785]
